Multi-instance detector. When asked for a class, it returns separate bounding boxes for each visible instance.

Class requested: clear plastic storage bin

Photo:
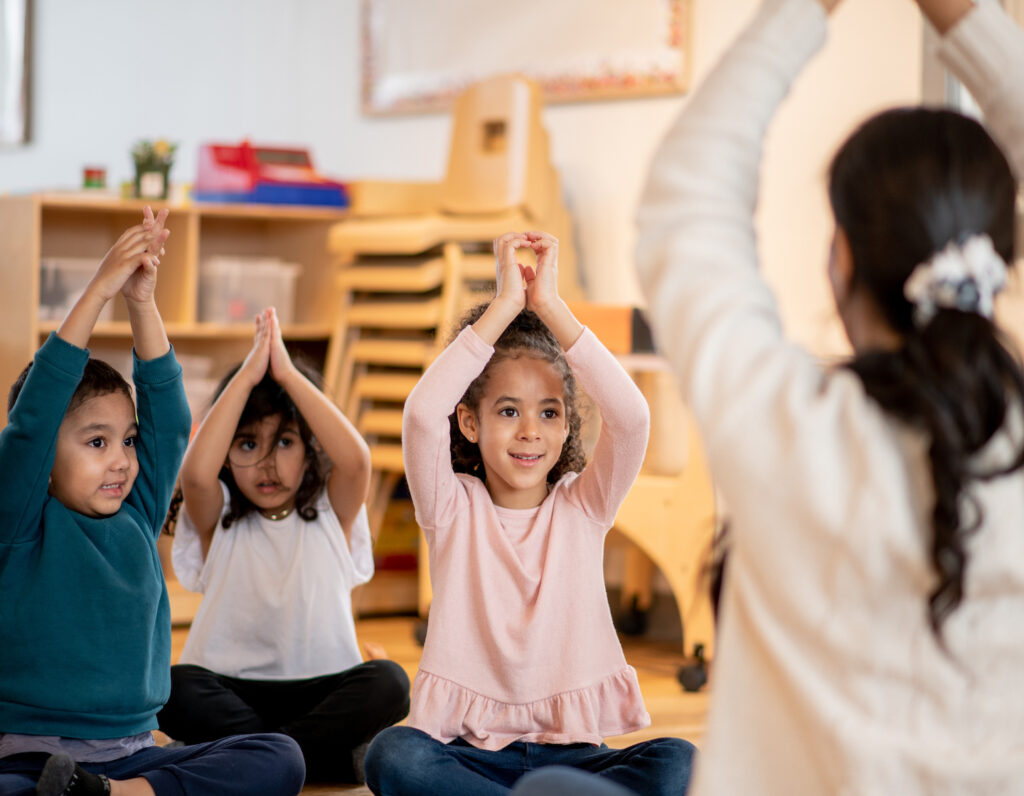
[39,257,115,322]
[198,256,302,324]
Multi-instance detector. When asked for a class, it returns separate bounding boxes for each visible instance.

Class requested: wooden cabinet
[0,193,349,423]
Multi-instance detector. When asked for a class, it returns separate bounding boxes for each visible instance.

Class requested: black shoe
[35,754,110,796]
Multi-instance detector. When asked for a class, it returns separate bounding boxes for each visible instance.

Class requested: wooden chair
[324,244,493,538]
[612,373,717,661]
[329,73,581,300]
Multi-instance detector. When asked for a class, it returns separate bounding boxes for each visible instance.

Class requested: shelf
[37,321,335,341]
[35,192,350,221]
[0,192,350,424]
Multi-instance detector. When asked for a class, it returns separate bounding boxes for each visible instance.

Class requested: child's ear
[456,403,479,443]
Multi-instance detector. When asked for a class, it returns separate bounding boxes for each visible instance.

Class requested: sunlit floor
[167,616,708,796]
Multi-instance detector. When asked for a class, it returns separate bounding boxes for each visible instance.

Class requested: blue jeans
[511,766,642,796]
[364,726,695,796]
[0,733,305,796]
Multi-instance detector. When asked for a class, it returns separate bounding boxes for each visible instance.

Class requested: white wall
[1,0,924,356]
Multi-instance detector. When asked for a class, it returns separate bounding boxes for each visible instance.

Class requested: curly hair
[448,302,586,486]
[163,356,328,535]
[829,107,1024,640]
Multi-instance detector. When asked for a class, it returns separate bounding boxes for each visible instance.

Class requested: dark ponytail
[829,107,1024,638]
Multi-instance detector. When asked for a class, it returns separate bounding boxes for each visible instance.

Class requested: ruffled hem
[407,666,651,750]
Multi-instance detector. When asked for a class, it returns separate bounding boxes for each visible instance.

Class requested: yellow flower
[132,138,177,169]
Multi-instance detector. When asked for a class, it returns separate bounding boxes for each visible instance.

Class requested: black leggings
[157,660,409,782]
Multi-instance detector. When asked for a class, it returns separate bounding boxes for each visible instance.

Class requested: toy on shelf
[193,140,349,207]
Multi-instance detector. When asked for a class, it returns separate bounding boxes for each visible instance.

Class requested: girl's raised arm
[180,311,272,556]
[266,307,371,538]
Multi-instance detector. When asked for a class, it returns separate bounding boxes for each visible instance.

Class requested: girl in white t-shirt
[158,306,409,784]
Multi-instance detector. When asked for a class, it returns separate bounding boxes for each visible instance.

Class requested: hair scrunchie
[903,234,1008,327]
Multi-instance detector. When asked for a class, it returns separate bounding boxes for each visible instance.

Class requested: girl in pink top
[363,232,694,795]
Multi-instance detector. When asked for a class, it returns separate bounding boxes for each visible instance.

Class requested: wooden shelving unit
[0,192,349,423]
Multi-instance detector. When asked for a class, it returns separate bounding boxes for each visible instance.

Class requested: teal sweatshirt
[0,333,190,738]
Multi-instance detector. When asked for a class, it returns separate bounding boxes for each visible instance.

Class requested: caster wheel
[413,617,429,647]
[616,595,649,636]
[676,643,708,692]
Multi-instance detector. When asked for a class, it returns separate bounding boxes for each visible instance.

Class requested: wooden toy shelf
[0,192,349,423]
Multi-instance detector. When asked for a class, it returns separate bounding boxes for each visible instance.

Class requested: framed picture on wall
[0,0,30,145]
[361,0,691,115]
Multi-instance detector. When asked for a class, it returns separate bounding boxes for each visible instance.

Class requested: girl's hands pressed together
[492,231,531,314]
[266,306,298,384]
[238,309,273,389]
[522,231,560,316]
[472,232,534,345]
[474,231,582,349]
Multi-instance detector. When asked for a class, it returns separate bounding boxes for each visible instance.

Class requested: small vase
[134,164,170,200]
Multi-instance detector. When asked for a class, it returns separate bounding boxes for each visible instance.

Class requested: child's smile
[49,391,139,517]
[458,354,569,509]
[98,480,127,497]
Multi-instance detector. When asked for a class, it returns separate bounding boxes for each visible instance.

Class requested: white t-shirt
[173,483,374,680]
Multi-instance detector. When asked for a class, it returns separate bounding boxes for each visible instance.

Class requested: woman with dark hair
[627,0,1024,792]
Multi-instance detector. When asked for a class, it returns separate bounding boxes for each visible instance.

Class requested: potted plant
[131,139,177,200]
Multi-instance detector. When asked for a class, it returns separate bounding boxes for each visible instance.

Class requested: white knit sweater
[636,0,1024,793]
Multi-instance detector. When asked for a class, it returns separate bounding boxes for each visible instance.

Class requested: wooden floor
[168,617,709,796]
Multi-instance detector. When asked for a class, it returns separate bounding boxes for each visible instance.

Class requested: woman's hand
[913,0,973,33]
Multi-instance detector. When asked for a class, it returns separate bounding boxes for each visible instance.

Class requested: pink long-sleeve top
[402,325,652,750]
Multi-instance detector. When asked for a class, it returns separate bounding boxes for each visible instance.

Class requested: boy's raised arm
[123,206,171,361]
[57,207,168,352]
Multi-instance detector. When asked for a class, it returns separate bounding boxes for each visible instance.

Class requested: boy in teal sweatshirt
[0,208,305,796]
